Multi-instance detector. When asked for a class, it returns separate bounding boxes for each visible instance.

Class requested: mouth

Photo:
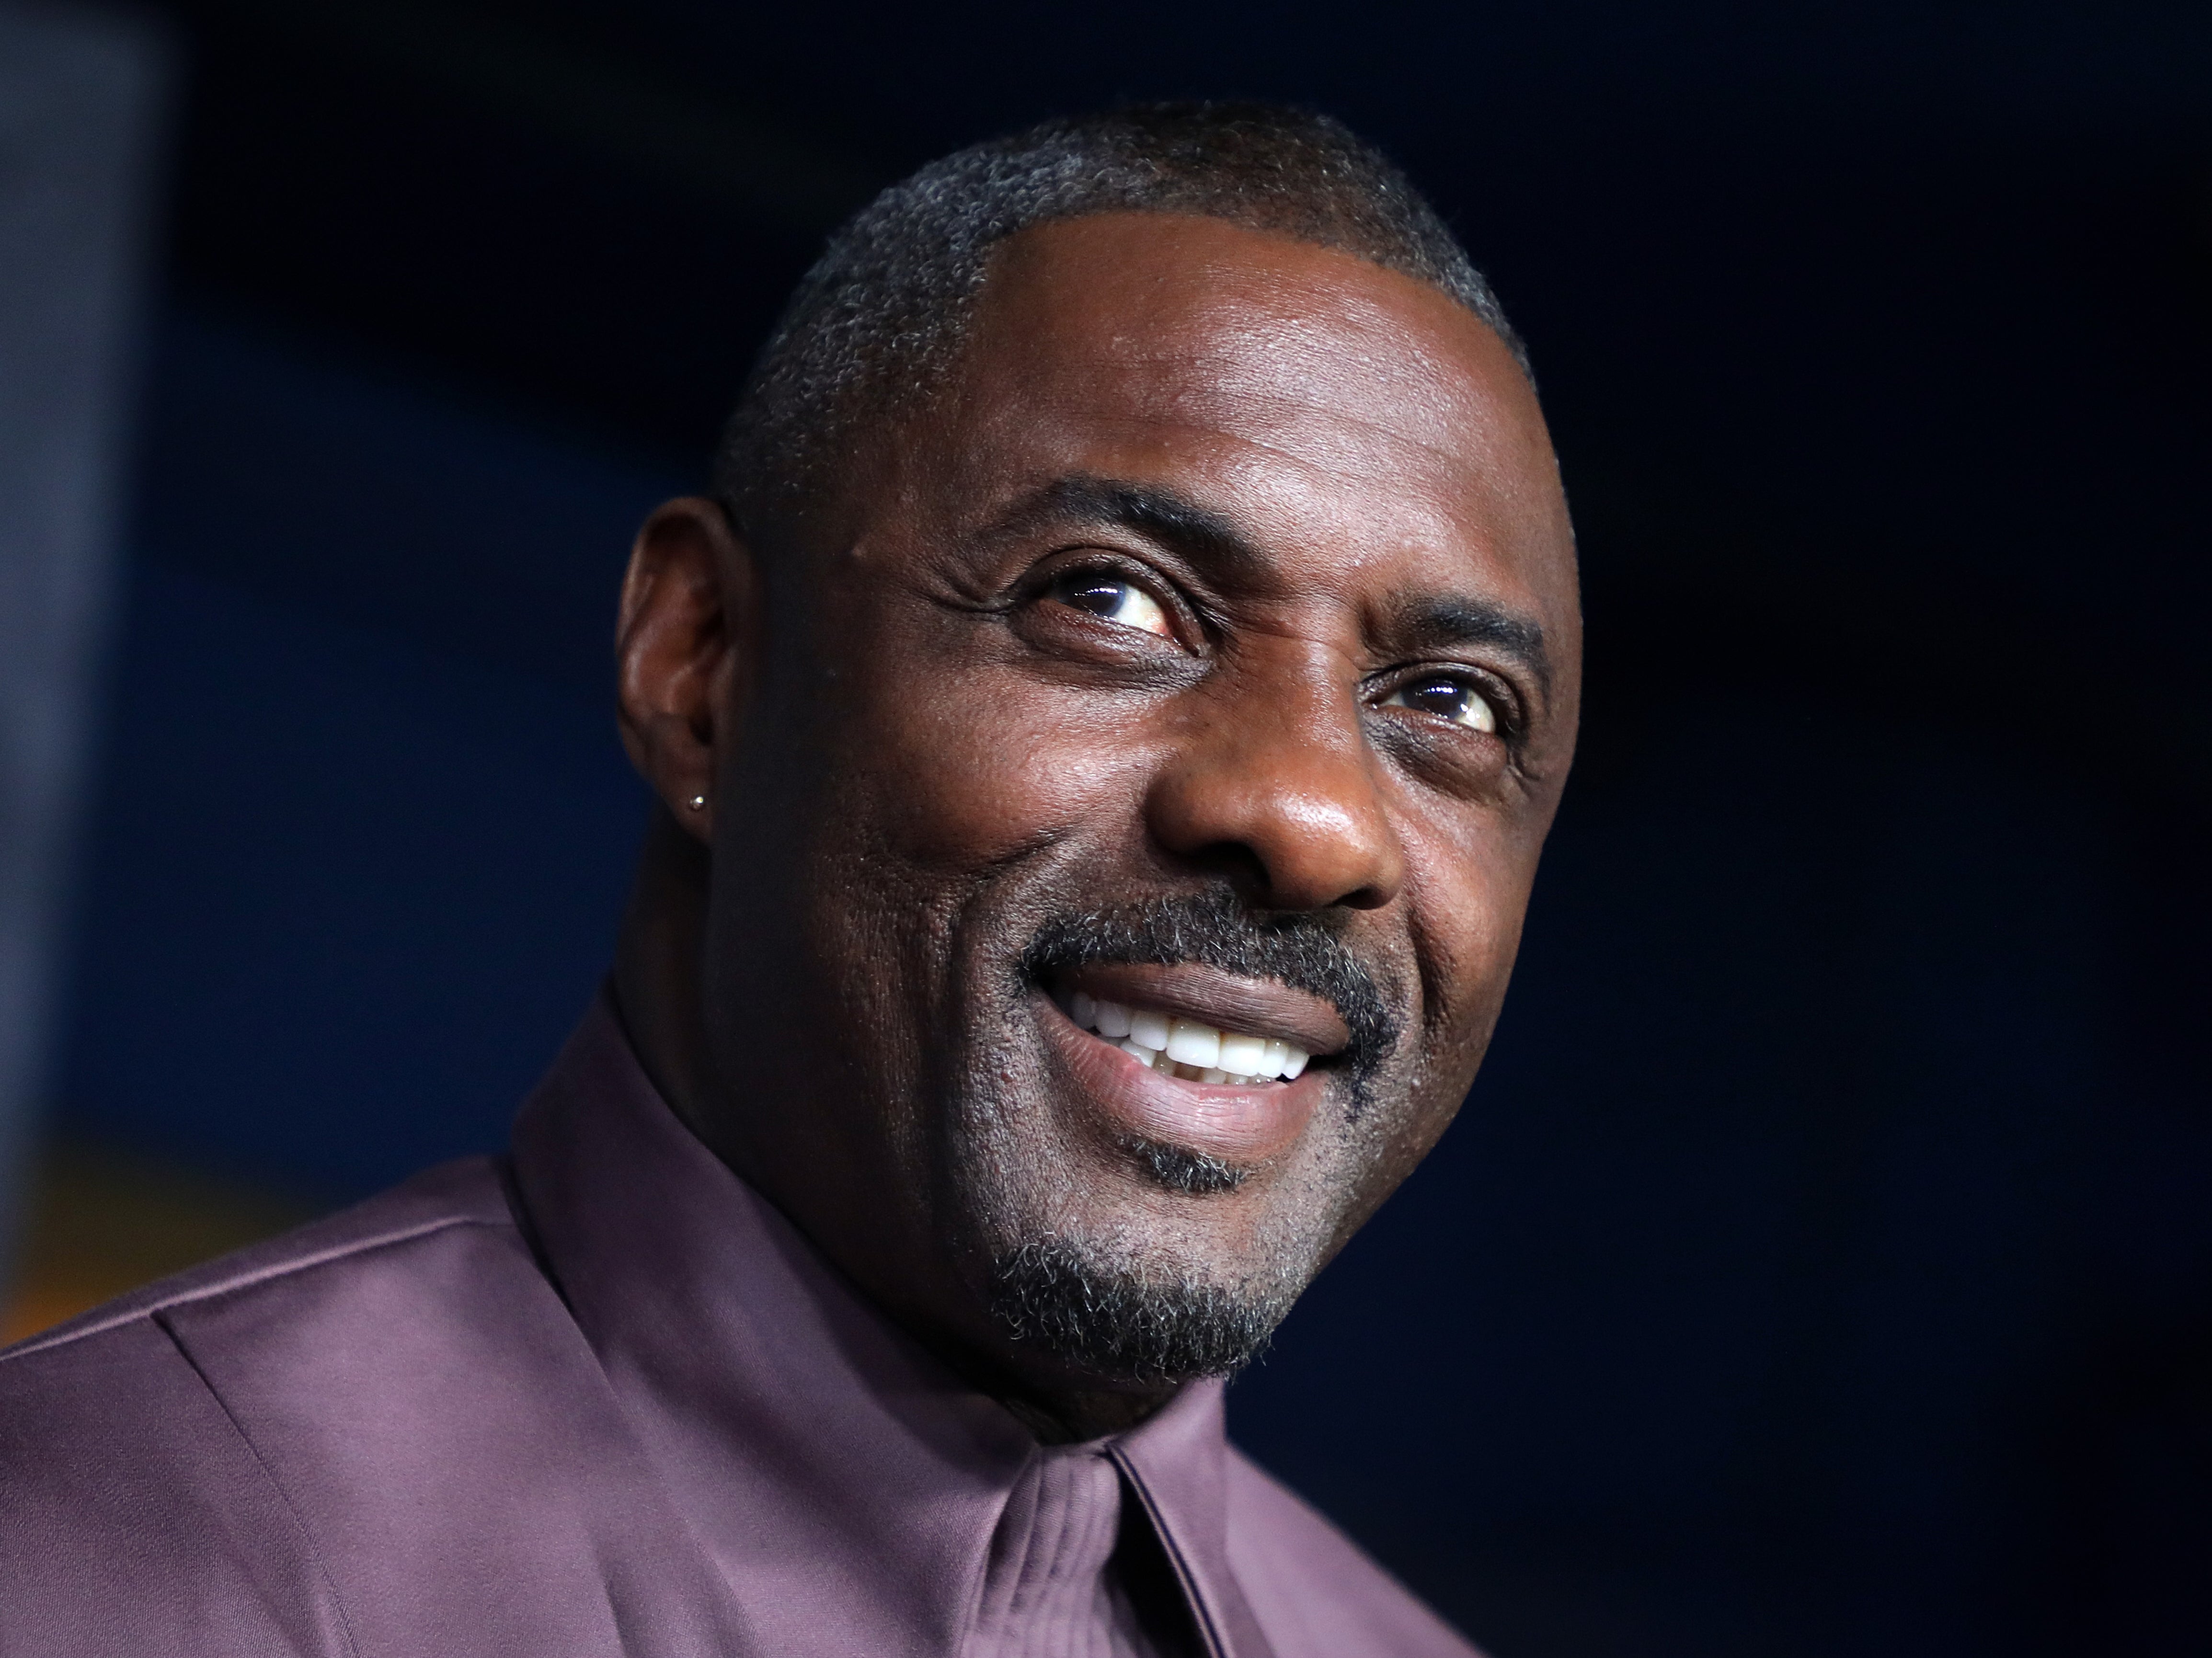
[1034,962,1349,1172]
[1065,990,1312,1086]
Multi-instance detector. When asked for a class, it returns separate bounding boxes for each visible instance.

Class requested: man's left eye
[1383,674,1498,732]
[1052,574,1174,639]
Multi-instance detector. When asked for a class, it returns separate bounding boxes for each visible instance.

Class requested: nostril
[1334,882,1394,913]
[1175,841,1273,901]
[1166,837,1397,915]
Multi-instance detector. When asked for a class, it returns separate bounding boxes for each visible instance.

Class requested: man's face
[677,212,1578,1406]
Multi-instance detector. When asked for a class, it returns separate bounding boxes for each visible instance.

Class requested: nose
[1144,643,1405,913]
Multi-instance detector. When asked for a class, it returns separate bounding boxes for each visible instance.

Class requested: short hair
[713,101,1528,538]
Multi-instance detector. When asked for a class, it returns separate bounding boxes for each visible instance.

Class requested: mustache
[1016,888,1403,1093]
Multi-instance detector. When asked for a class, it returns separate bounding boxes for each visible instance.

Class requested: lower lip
[1037,996,1322,1167]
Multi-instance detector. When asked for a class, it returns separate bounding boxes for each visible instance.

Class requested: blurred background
[0,1,2204,1653]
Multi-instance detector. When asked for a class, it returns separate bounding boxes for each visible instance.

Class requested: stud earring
[686,794,707,812]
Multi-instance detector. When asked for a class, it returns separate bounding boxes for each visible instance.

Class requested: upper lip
[1049,962,1351,1058]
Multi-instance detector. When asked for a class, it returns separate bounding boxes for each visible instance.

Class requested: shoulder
[1225,1447,1485,1658]
[0,1156,548,1656]
[3,1154,518,1361]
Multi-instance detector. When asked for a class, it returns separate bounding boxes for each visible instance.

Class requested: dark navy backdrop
[47,4,2210,1654]
[61,309,662,1191]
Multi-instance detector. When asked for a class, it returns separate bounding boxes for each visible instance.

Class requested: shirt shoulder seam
[147,1308,365,1658]
[151,1306,367,1658]
[0,1210,507,1362]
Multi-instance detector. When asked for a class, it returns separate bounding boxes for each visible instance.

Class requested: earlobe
[614,496,759,842]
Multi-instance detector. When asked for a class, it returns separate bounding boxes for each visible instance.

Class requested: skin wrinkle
[985,444,1542,694]
[970,416,1493,574]
[965,475,1555,732]
[961,504,1545,864]
[613,212,1580,1436]
[1001,295,1523,497]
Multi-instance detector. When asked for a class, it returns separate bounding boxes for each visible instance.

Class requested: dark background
[50,2,2210,1654]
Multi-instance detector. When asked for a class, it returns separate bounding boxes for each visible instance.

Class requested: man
[0,103,1578,1656]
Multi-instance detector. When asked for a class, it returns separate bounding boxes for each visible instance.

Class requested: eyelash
[1372,667,1520,743]
[1026,556,1524,742]
[1037,556,1201,645]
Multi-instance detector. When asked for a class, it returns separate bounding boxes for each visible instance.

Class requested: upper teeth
[1068,990,1310,1086]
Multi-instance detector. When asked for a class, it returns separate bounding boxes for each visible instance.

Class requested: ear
[615,496,759,843]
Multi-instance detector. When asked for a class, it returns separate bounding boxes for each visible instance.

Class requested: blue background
[46,4,2211,1654]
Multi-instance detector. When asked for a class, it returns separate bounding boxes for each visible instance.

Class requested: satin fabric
[0,1000,1478,1657]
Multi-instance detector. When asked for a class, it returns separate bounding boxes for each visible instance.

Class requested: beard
[944,888,1408,1384]
[987,1233,1297,1383]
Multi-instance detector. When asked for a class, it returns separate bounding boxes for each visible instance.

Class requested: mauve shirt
[0,1002,1479,1657]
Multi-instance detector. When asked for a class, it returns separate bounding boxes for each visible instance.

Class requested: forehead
[906,212,1574,618]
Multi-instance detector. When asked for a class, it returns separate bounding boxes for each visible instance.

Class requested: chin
[916,887,1419,1383]
[982,1225,1310,1384]
[943,1043,1352,1386]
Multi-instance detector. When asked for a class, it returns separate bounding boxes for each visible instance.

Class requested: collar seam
[1110,1442,1230,1658]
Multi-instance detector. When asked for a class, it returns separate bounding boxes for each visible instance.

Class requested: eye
[1383,673,1498,733]
[1048,571,1174,640]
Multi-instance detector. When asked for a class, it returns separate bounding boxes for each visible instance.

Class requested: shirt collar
[508,997,1269,1658]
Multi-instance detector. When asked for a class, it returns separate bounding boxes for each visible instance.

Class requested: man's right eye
[1049,573,1174,640]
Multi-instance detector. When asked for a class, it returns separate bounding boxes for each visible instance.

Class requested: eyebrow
[986,474,1270,581]
[988,471,1552,702]
[1390,594,1553,704]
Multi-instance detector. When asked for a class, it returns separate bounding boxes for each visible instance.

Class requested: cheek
[831,654,1146,874]
[1396,795,1541,1046]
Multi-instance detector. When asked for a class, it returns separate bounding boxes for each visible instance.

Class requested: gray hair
[712,101,1527,537]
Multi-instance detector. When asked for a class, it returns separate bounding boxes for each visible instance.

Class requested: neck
[609,808,728,1165]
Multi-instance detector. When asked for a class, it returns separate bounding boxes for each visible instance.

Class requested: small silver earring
[686,793,707,812]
